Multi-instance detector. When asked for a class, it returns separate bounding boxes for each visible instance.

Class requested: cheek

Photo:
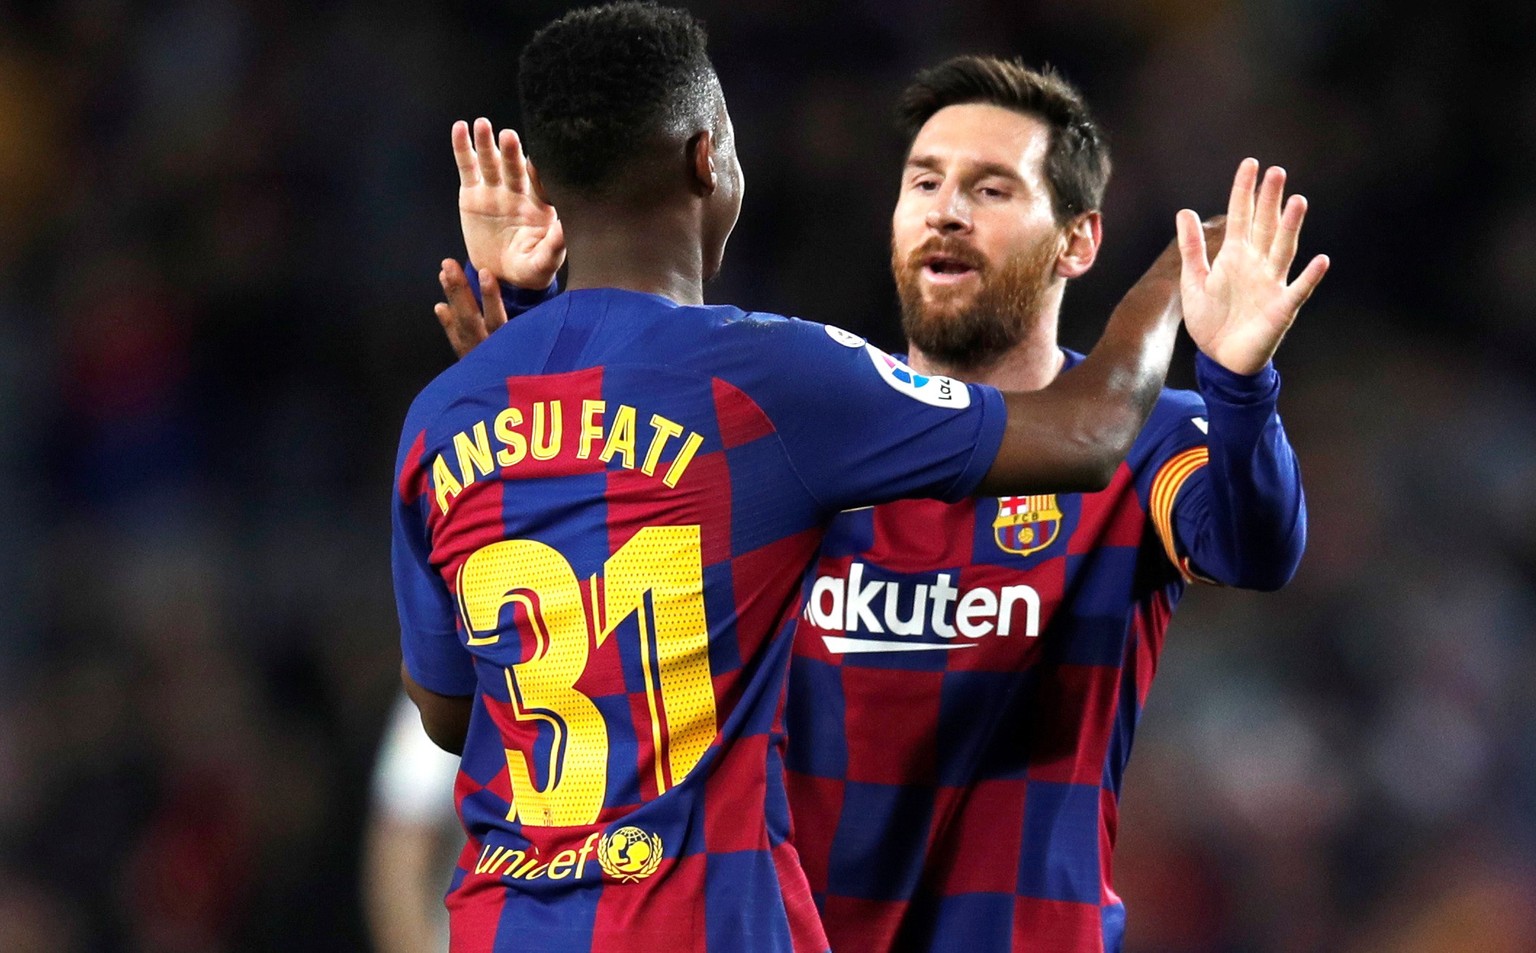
[978,213,1056,266]
[891,205,925,257]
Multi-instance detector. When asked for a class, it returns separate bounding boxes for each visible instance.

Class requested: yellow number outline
[456,526,716,827]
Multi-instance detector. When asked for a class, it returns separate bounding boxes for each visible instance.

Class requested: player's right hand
[1176,159,1329,376]
[454,118,565,290]
[434,258,507,359]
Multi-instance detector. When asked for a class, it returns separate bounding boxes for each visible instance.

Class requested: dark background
[2,1,1534,950]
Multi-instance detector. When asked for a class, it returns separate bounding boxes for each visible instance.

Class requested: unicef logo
[597,826,664,883]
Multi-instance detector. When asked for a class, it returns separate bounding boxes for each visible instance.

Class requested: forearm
[979,251,1182,494]
[1174,354,1306,589]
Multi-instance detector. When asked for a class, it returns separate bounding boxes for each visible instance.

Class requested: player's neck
[908,304,1065,392]
[561,205,708,306]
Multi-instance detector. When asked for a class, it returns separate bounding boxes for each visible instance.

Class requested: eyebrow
[905,154,1024,183]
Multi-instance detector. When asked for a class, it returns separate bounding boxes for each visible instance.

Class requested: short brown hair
[897,56,1110,222]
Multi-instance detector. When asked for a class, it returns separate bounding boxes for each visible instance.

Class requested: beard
[893,230,1061,371]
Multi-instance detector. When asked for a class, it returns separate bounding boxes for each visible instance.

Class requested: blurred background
[3,0,1535,950]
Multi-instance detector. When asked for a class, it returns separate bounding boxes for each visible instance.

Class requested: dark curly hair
[897,56,1110,222]
[518,2,717,197]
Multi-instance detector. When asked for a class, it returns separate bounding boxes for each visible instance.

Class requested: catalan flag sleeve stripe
[1149,446,1210,581]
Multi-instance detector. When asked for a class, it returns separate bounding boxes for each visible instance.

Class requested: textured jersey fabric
[393,289,1007,952]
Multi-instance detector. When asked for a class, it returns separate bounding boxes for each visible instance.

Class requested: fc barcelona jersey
[784,350,1301,953]
[391,290,1007,953]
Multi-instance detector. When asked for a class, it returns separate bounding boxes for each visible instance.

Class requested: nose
[924,183,971,234]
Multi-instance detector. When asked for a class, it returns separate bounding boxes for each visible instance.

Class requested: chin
[920,291,979,318]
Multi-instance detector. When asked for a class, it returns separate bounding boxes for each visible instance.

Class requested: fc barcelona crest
[993,495,1062,556]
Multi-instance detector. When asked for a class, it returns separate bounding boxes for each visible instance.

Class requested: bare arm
[977,238,1183,495]
[402,663,472,756]
[977,159,1327,496]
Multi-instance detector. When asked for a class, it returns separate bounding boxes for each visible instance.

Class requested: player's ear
[1056,210,1102,279]
[688,129,718,196]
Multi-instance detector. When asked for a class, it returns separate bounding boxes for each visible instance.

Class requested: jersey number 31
[456,526,717,827]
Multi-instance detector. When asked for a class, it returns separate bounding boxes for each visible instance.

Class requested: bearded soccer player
[782,61,1317,953]
[409,6,1326,951]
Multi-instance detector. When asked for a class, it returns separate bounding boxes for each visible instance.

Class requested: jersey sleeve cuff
[402,640,478,697]
[464,260,560,311]
[1195,352,1279,407]
[940,383,1008,503]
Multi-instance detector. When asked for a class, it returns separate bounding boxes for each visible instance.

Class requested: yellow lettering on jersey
[495,408,526,466]
[531,400,562,460]
[457,530,714,827]
[643,415,683,476]
[432,454,463,514]
[474,845,500,874]
[454,421,496,486]
[472,833,601,882]
[599,404,637,469]
[578,400,606,459]
[663,432,704,488]
[432,401,707,515]
[547,849,578,879]
[514,857,548,879]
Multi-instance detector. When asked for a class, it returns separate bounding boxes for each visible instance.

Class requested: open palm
[454,118,565,289]
[1177,159,1329,375]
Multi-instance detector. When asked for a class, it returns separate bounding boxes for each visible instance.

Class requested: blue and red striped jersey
[784,350,1304,953]
[391,289,1007,953]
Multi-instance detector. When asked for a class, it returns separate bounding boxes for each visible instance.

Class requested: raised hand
[434,258,509,359]
[1176,159,1329,375]
[454,117,565,289]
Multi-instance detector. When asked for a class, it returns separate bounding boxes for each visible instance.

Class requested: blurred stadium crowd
[2,1,1535,950]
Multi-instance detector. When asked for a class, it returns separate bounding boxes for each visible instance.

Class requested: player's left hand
[434,258,507,359]
[454,118,566,290]
[1176,159,1330,375]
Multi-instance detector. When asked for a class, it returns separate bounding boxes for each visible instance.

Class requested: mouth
[920,254,980,285]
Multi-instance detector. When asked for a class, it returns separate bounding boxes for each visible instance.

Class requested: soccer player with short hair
[779,58,1315,953]
[405,6,1325,952]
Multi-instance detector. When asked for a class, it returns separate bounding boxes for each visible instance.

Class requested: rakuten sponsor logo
[801,562,1040,649]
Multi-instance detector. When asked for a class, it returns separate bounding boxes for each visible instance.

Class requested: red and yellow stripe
[1149,446,1211,583]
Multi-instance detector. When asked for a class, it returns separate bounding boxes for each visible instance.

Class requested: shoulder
[681,306,871,383]
[1147,384,1208,429]
[703,306,857,349]
[1126,384,1211,473]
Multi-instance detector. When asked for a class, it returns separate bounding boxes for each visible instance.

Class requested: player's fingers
[1280,253,1330,314]
[1176,209,1211,285]
[541,218,567,265]
[473,117,502,186]
[500,128,530,195]
[1200,214,1227,263]
[481,270,509,333]
[439,260,490,356]
[437,302,486,358]
[1269,194,1308,273]
[452,120,478,186]
[1225,158,1260,244]
[1251,166,1286,256]
[440,259,481,321]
